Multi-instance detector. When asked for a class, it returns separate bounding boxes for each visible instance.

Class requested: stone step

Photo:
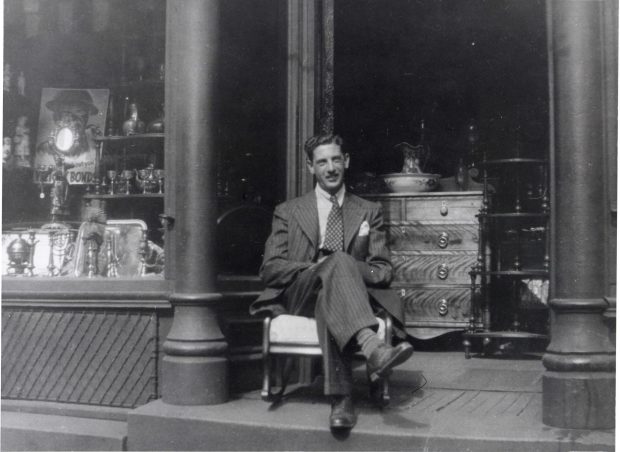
[127,395,614,451]
[2,410,126,451]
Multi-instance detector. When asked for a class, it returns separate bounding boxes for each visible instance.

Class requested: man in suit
[250,133,413,430]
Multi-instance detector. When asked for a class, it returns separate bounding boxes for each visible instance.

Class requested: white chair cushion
[270,314,386,346]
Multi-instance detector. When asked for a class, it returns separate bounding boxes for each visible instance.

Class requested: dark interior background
[4,0,549,218]
[334,0,549,178]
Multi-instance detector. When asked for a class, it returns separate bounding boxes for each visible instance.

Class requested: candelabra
[86,239,98,278]
[105,234,119,277]
[138,230,149,276]
[26,230,38,276]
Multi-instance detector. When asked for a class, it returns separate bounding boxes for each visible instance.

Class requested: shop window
[3,0,167,279]
[334,0,549,192]
[2,0,285,281]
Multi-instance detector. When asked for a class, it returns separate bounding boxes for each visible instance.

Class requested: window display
[3,0,284,281]
[4,84,165,279]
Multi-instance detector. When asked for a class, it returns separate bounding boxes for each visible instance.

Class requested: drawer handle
[437,232,449,248]
[438,299,449,316]
[437,264,449,280]
[440,201,448,216]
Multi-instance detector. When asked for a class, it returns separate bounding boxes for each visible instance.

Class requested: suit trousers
[283,251,378,395]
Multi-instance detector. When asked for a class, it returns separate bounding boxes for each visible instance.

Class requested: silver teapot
[135,164,159,194]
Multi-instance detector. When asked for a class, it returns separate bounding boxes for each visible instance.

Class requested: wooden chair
[261,312,393,405]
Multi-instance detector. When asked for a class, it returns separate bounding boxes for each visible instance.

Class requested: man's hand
[307,255,328,271]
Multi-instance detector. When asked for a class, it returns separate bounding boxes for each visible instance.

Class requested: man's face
[307,143,350,194]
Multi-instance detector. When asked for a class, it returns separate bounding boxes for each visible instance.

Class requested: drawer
[391,252,477,284]
[380,199,403,222]
[387,222,479,251]
[404,196,481,221]
[397,286,471,325]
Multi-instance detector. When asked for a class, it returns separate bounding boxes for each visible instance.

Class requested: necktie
[322,195,344,253]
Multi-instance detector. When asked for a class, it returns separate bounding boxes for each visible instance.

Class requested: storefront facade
[2,0,616,448]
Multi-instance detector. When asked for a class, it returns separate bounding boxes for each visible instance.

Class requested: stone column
[162,0,228,405]
[543,0,615,429]
[286,0,319,197]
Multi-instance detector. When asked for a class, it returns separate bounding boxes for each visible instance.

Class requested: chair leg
[261,317,293,402]
[261,317,273,402]
[261,356,293,403]
[261,355,273,401]
[382,314,393,406]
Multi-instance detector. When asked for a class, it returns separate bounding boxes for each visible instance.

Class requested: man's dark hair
[304,133,344,161]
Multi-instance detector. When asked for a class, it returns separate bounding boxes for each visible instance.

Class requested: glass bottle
[122,102,145,135]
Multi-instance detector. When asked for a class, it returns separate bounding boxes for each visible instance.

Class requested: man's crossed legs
[283,251,413,429]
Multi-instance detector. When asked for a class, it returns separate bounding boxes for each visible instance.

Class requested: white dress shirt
[315,184,345,248]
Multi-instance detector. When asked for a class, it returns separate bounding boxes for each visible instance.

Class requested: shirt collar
[315,184,345,206]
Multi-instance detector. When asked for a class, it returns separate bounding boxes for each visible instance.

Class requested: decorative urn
[7,235,30,274]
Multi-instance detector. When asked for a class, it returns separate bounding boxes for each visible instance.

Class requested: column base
[543,371,615,429]
[162,355,228,405]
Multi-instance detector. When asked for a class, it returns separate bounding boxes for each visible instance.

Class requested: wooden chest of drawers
[367,192,483,339]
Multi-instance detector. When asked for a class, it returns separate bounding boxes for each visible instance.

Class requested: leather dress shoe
[330,395,356,429]
[366,342,414,383]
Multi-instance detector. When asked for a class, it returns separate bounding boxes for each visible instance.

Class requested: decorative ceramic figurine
[49,156,73,223]
[13,115,31,167]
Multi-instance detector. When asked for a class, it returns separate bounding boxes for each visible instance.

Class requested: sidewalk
[128,351,615,451]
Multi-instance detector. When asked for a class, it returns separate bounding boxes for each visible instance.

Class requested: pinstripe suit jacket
[250,190,404,326]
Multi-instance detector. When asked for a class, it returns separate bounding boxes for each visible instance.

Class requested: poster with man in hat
[34,88,109,185]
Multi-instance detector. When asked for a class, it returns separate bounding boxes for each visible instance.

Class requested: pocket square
[358,220,370,236]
